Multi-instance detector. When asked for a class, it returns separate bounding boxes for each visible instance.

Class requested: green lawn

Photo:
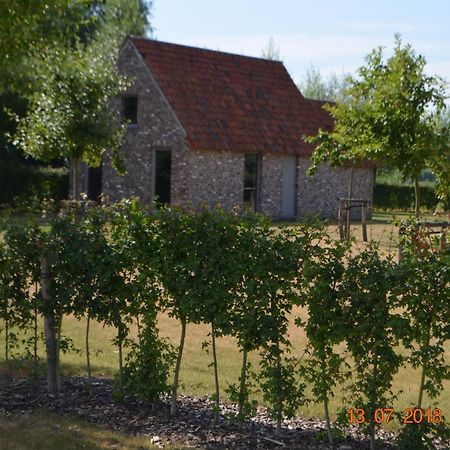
[1,307,448,430]
[0,410,185,450]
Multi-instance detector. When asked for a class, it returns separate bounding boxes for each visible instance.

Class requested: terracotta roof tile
[130,37,333,156]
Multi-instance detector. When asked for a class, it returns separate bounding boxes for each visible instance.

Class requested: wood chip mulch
[0,376,445,449]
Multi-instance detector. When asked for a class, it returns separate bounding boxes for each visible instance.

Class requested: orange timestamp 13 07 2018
[348,407,443,425]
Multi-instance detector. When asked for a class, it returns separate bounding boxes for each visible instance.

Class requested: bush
[0,162,68,207]
[373,183,450,211]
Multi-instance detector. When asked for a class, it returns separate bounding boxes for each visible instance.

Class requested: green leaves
[305,35,449,209]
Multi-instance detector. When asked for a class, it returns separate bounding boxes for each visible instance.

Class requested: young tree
[306,35,449,216]
[297,237,350,447]
[341,247,407,450]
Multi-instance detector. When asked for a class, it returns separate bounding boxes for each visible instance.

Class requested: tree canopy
[306,35,449,214]
[1,0,153,198]
[298,65,349,102]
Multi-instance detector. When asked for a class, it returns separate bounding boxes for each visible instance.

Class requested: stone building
[85,37,374,219]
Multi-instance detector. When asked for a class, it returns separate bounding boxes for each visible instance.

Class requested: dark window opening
[87,165,102,202]
[122,96,138,125]
[244,153,259,211]
[154,150,172,204]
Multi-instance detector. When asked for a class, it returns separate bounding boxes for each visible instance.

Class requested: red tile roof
[130,37,333,156]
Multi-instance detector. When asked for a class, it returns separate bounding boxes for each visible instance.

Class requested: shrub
[373,183,450,211]
[0,162,68,207]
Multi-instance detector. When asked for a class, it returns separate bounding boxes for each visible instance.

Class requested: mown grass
[1,307,449,430]
[0,409,186,449]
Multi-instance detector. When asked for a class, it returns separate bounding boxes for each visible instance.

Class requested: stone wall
[102,40,187,204]
[297,158,374,219]
[182,149,244,211]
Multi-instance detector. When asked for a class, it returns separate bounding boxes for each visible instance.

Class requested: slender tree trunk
[238,349,248,422]
[418,320,432,409]
[171,317,186,416]
[41,251,58,395]
[73,158,80,201]
[117,324,124,400]
[211,321,220,424]
[136,315,142,344]
[414,175,421,217]
[346,165,354,238]
[5,315,11,379]
[323,395,334,448]
[275,345,282,435]
[86,314,92,395]
[56,315,62,391]
[33,304,38,383]
[369,360,377,450]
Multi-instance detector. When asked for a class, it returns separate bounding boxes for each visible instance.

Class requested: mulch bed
[0,375,442,449]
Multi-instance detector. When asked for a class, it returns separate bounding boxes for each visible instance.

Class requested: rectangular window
[122,96,138,125]
[154,150,172,205]
[243,153,259,211]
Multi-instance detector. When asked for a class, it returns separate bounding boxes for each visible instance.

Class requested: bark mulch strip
[0,376,443,449]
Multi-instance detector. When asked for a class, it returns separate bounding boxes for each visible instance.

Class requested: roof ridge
[128,35,285,65]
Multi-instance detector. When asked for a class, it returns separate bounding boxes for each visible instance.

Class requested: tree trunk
[369,360,377,450]
[323,390,334,447]
[73,158,80,201]
[5,315,11,379]
[414,175,421,217]
[170,317,186,416]
[346,165,354,238]
[211,321,220,424]
[41,251,59,395]
[418,320,432,409]
[86,314,92,395]
[238,349,248,422]
[275,345,282,435]
[33,304,38,383]
[136,315,142,344]
[117,324,124,400]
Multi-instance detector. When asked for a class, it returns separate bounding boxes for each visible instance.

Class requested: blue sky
[152,0,450,88]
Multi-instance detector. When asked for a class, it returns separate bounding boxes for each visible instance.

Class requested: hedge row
[0,162,68,207]
[373,183,450,211]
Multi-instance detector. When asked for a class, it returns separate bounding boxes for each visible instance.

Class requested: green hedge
[373,183,450,211]
[0,162,68,207]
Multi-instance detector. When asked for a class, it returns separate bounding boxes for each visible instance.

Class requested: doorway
[87,165,102,202]
[154,150,172,205]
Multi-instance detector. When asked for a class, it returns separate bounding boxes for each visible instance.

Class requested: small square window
[122,96,138,125]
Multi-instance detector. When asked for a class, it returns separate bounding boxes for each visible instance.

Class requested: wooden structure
[338,198,370,241]
[398,221,449,260]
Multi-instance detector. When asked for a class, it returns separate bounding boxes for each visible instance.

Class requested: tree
[2,0,152,199]
[12,41,129,199]
[261,36,281,61]
[298,65,348,102]
[306,35,449,216]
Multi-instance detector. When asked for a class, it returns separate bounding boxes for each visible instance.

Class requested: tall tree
[298,65,348,102]
[3,0,152,199]
[306,35,449,215]
[261,36,281,61]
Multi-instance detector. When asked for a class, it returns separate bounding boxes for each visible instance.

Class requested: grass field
[0,212,449,431]
[0,410,183,450]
